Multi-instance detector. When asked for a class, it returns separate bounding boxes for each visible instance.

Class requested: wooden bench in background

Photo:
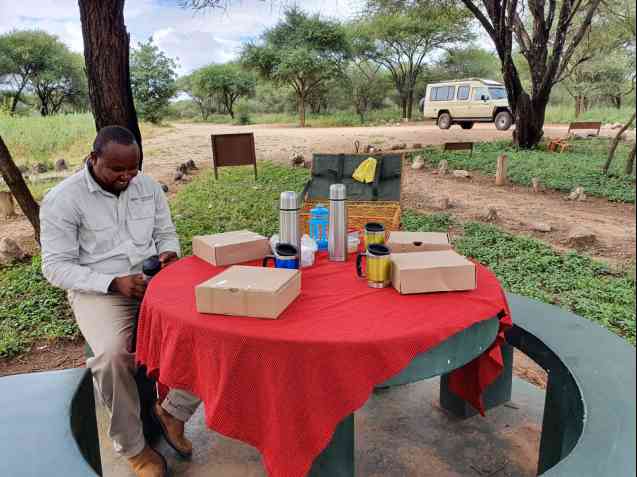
[443,141,474,157]
[567,121,602,137]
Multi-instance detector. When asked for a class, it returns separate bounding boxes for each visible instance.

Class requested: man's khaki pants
[68,290,201,458]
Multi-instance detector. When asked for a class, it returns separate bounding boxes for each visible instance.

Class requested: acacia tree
[460,0,603,148]
[353,1,472,120]
[33,51,88,116]
[242,7,350,127]
[0,30,64,113]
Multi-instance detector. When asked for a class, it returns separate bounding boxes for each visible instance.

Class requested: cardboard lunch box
[391,250,477,294]
[386,231,452,253]
[195,265,301,319]
[192,230,270,266]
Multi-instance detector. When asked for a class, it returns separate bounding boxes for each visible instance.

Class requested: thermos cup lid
[329,183,346,200]
[279,191,299,210]
[367,244,390,256]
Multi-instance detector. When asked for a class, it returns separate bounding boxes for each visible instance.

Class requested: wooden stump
[532,177,541,193]
[495,154,508,186]
[0,191,15,217]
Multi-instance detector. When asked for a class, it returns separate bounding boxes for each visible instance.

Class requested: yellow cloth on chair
[352,157,377,183]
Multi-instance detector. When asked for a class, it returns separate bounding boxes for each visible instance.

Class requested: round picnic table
[136,254,511,477]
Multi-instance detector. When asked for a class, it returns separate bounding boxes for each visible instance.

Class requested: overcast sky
[0,0,364,76]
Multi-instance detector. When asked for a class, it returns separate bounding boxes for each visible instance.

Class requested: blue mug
[262,243,299,269]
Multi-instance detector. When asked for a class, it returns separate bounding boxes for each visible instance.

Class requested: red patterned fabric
[136,254,511,477]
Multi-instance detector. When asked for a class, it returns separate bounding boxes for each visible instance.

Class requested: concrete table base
[98,376,544,477]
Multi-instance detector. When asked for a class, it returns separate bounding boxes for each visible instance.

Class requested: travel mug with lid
[262,243,300,269]
[328,184,347,261]
[356,244,392,288]
[279,191,301,255]
[363,222,385,248]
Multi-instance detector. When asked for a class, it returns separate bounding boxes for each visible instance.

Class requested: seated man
[40,125,200,477]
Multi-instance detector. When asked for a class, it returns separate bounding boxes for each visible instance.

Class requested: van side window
[473,87,489,101]
[457,86,470,100]
[431,86,456,101]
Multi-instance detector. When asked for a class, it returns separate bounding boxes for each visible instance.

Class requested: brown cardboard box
[391,250,476,294]
[192,230,270,266]
[386,231,451,253]
[195,265,301,319]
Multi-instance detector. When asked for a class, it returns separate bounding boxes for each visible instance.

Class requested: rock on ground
[453,169,471,178]
[567,227,597,248]
[529,222,552,233]
[54,159,68,172]
[0,237,27,266]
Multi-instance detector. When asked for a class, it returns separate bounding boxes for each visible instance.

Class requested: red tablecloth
[136,254,511,477]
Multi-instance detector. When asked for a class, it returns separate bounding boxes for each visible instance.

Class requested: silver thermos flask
[328,184,347,261]
[279,191,301,254]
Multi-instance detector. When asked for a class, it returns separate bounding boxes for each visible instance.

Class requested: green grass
[545,105,635,125]
[416,138,636,203]
[185,108,404,127]
[0,112,96,168]
[171,162,310,255]
[402,210,636,345]
[0,257,77,358]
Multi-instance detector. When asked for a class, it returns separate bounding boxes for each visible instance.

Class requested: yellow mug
[356,244,392,288]
[364,222,385,248]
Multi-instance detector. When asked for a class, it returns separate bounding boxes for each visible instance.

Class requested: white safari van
[422,79,514,130]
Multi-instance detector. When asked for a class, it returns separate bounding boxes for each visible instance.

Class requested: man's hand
[159,251,179,268]
[109,274,147,299]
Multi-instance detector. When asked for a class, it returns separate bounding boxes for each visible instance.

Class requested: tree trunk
[406,90,414,120]
[298,90,306,127]
[603,111,636,175]
[625,142,636,176]
[10,78,28,113]
[401,97,408,120]
[513,93,545,149]
[0,136,40,243]
[575,95,588,118]
[78,0,143,167]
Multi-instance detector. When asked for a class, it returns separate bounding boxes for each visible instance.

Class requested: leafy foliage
[180,63,255,119]
[242,7,350,126]
[402,211,635,344]
[0,30,88,115]
[0,257,77,358]
[352,0,473,119]
[130,38,178,124]
[417,139,636,203]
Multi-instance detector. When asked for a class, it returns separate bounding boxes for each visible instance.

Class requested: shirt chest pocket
[79,216,117,255]
[127,197,155,245]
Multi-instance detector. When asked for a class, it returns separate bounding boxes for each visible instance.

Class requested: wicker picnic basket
[300,153,404,234]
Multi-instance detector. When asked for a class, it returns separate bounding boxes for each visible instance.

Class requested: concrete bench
[1,293,634,476]
[0,368,101,476]
[441,293,636,476]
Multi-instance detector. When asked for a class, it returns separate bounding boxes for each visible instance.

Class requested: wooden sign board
[210,133,257,179]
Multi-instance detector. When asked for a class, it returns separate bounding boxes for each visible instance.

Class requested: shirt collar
[84,163,117,197]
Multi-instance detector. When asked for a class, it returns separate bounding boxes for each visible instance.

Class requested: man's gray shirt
[40,166,180,294]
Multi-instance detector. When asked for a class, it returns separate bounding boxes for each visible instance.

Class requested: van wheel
[495,111,513,131]
[438,113,452,130]
[460,122,474,130]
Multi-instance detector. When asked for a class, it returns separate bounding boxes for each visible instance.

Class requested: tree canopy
[130,38,178,124]
[352,0,473,119]
[242,7,350,126]
[0,30,87,114]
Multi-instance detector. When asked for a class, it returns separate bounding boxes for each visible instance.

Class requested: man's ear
[87,151,97,166]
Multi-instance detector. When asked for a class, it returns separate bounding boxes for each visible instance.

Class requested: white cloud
[1,0,362,74]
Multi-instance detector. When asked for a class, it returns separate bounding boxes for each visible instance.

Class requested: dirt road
[2,122,635,266]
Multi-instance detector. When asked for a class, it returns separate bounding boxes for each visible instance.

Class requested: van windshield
[488,87,507,100]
